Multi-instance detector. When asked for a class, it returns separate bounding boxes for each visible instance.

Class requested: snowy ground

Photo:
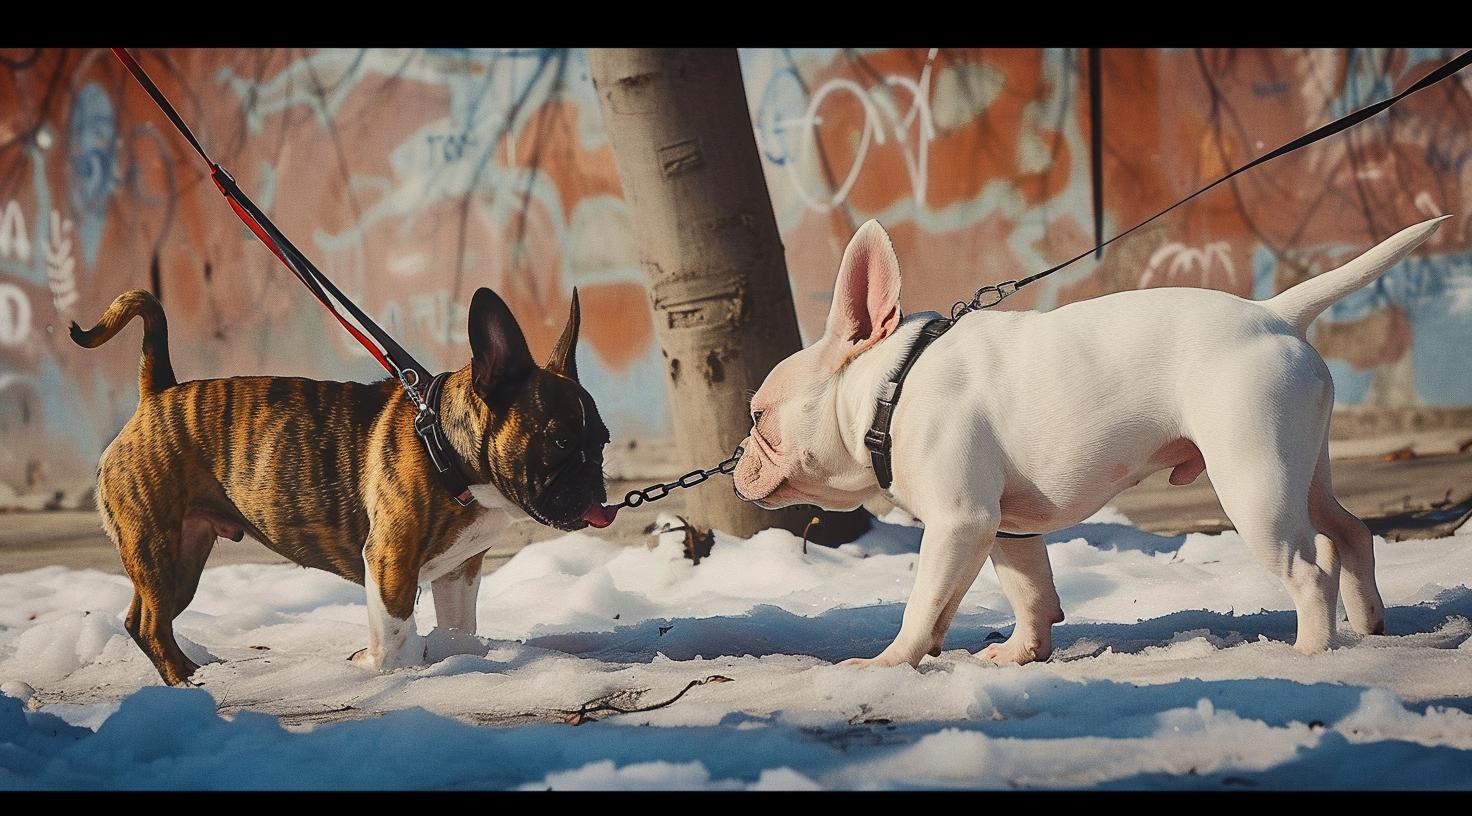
[2,507,1471,790]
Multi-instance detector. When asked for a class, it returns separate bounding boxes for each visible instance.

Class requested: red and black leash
[112,47,476,507]
[112,48,414,385]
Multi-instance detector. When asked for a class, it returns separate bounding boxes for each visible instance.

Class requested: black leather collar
[412,373,477,508]
[864,317,953,491]
[861,316,1037,540]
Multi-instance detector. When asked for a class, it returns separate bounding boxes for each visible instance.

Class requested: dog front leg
[431,551,486,634]
[350,541,427,672]
[980,535,1063,665]
[842,518,996,668]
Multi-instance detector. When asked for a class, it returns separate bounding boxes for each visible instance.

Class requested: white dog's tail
[1264,215,1450,335]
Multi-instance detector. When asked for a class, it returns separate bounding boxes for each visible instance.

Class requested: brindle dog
[72,287,610,686]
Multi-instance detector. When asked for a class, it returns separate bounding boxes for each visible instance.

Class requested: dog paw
[978,636,1049,666]
[348,637,430,672]
[161,659,203,687]
[838,651,915,669]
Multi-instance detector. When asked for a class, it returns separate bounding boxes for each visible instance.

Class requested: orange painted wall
[2,48,1468,492]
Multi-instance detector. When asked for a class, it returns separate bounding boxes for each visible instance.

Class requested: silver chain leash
[611,445,744,511]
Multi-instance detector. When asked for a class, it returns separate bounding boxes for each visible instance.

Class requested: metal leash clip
[951,279,1019,320]
[412,408,450,474]
[398,368,430,414]
[403,369,474,508]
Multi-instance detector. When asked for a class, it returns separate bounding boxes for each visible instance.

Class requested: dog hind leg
[175,512,218,613]
[1308,443,1385,635]
[1190,359,1340,653]
[979,535,1064,665]
[107,492,214,686]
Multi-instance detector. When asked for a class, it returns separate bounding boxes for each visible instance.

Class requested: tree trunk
[589,48,833,538]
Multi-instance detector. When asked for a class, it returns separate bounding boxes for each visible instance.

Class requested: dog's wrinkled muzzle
[732,436,786,504]
[521,451,609,531]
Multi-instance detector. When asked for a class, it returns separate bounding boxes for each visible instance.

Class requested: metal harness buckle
[864,427,891,453]
[410,372,474,508]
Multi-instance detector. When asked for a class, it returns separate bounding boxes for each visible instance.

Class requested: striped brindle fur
[73,288,609,686]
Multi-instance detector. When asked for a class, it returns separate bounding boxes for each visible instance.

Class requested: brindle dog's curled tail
[70,289,177,395]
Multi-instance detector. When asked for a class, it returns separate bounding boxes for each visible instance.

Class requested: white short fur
[353,485,528,671]
[734,216,1449,668]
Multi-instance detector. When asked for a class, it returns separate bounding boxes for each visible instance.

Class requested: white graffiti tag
[760,49,938,212]
[0,283,31,346]
[0,200,30,262]
[46,210,78,313]
[1142,241,1236,289]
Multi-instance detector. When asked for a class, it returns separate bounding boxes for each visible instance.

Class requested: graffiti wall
[2,48,1469,494]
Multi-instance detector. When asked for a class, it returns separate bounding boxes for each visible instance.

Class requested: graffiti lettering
[45,210,78,313]
[756,49,938,212]
[0,200,29,262]
[1142,242,1236,289]
[426,133,478,162]
[0,283,31,346]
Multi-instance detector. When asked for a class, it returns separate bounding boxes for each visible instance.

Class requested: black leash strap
[113,48,478,508]
[953,48,1472,318]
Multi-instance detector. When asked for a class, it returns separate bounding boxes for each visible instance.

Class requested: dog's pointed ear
[546,288,580,381]
[469,287,535,402]
[820,220,903,370]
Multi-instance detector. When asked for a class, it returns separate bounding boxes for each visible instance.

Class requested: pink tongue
[581,503,618,528]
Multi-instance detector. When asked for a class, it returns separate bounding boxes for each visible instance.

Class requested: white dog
[734,215,1449,668]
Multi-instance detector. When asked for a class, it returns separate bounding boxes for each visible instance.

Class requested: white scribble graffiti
[1414,191,1449,245]
[45,210,78,313]
[0,283,31,346]
[1142,241,1236,289]
[0,200,29,262]
[759,49,938,212]
[1414,191,1444,218]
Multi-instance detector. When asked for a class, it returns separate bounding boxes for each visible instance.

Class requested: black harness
[864,317,952,491]
[862,316,1037,540]
[417,372,600,517]
[412,373,477,508]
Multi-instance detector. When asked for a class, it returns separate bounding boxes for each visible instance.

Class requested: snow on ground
[2,507,1471,790]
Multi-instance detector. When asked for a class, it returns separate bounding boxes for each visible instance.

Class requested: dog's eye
[554,436,570,450]
[752,410,764,426]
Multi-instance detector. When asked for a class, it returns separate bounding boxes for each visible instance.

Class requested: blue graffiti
[1251,80,1288,98]
[426,133,478,163]
[1248,245,1472,406]
[67,82,119,269]
[1409,293,1472,405]
[1251,246,1278,301]
[576,337,671,441]
[1328,253,1472,322]
[1425,141,1472,175]
[752,66,807,167]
